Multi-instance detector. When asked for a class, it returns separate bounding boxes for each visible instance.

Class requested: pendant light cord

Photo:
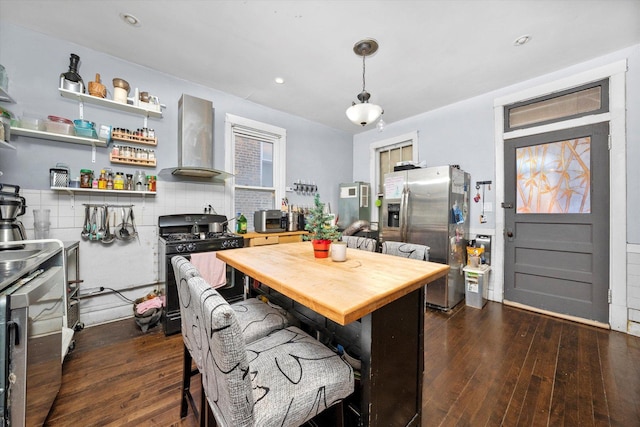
[361,52,366,93]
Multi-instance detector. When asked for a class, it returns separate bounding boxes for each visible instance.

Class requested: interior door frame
[493,60,628,332]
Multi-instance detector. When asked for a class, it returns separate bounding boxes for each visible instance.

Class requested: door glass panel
[516,137,591,214]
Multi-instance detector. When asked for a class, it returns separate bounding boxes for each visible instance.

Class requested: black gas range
[158,214,245,335]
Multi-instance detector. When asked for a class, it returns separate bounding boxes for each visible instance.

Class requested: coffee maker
[0,184,27,245]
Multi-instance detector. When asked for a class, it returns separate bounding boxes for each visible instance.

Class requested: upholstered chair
[171,256,291,421]
[341,235,378,252]
[188,275,354,426]
[381,241,430,261]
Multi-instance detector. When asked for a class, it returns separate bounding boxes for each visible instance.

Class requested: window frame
[368,131,419,223]
[504,78,609,132]
[225,114,286,219]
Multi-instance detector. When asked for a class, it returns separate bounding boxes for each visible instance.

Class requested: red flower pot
[311,239,331,258]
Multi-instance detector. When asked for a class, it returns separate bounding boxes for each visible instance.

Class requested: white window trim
[224,114,286,217]
[368,131,419,223]
[493,59,627,332]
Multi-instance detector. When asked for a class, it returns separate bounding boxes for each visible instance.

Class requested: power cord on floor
[101,287,136,303]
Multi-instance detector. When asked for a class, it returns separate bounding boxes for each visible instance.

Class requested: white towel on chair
[382,241,430,261]
[190,252,227,289]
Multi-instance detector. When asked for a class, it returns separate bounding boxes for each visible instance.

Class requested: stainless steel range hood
[160,94,231,179]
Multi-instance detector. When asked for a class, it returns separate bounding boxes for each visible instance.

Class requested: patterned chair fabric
[341,235,377,252]
[171,256,290,351]
[382,241,430,261]
[188,275,355,427]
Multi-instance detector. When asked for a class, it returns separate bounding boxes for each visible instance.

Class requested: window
[225,114,286,230]
[504,79,608,131]
[368,131,419,223]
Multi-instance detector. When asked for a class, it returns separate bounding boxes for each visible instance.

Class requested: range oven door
[163,253,244,336]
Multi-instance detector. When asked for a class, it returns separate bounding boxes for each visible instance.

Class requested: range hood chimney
[160,94,230,179]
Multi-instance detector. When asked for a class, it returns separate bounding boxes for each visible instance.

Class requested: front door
[503,122,609,323]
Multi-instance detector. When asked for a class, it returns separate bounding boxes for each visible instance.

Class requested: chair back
[382,241,430,261]
[341,235,377,252]
[171,256,204,370]
[188,276,254,427]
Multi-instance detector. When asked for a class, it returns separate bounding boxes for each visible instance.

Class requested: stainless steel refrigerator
[382,165,470,309]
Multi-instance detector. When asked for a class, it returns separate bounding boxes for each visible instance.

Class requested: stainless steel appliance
[160,94,231,179]
[0,239,65,426]
[254,210,284,233]
[0,184,27,245]
[158,214,244,335]
[382,165,470,310]
[338,181,370,229]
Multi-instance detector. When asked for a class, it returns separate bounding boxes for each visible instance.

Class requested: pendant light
[346,39,383,126]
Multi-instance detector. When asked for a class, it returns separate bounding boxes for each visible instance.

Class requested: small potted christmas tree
[304,194,341,258]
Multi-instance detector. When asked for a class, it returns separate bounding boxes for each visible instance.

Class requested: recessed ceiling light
[513,35,531,46]
[274,77,285,84]
[120,13,141,27]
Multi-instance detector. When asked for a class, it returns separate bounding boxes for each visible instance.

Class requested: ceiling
[1,0,639,134]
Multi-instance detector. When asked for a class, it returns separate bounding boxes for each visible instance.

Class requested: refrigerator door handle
[401,186,409,241]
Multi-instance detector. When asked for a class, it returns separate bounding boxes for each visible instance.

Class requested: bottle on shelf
[106,172,114,190]
[236,213,247,234]
[98,170,107,190]
[114,172,124,190]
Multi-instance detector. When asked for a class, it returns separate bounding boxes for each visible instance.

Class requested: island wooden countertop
[217,241,449,325]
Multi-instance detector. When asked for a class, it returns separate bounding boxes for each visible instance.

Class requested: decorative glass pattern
[516,137,591,214]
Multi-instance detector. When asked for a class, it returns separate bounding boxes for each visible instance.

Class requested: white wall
[0,22,353,327]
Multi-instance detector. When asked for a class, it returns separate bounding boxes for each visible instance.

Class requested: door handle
[501,202,514,209]
[505,228,514,240]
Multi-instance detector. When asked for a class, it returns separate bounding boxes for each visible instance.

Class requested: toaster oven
[254,210,285,233]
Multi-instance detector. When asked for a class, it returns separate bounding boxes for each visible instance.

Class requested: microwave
[254,210,285,233]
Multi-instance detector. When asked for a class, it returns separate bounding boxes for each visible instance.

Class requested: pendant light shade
[346,102,383,126]
[346,39,383,127]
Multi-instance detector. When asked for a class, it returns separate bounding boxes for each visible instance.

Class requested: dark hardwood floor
[44,302,640,426]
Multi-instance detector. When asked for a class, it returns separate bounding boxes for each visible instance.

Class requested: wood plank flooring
[44,302,640,426]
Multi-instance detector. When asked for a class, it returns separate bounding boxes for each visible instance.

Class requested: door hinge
[608,134,612,150]
[608,288,612,304]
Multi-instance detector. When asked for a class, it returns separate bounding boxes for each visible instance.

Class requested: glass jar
[125,174,133,191]
[80,169,93,188]
[114,172,124,190]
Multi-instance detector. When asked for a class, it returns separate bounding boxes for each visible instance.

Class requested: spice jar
[125,174,133,191]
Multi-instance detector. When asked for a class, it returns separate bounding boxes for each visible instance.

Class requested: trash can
[463,265,490,309]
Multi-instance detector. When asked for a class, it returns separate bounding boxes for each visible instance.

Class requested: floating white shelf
[11,127,107,147]
[59,88,163,118]
[50,187,156,196]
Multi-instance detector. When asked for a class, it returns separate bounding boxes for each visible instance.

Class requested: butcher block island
[216,241,449,426]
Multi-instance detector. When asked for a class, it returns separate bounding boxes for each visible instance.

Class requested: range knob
[176,244,185,253]
[186,243,197,252]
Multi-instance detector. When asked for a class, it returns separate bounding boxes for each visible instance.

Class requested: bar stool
[171,256,291,422]
[341,235,377,252]
[382,241,430,260]
[187,275,354,427]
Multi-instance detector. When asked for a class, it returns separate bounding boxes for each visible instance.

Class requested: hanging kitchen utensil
[117,206,135,241]
[81,205,90,240]
[101,208,115,244]
[89,206,98,240]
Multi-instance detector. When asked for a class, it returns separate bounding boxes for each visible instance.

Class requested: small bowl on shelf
[73,119,95,129]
